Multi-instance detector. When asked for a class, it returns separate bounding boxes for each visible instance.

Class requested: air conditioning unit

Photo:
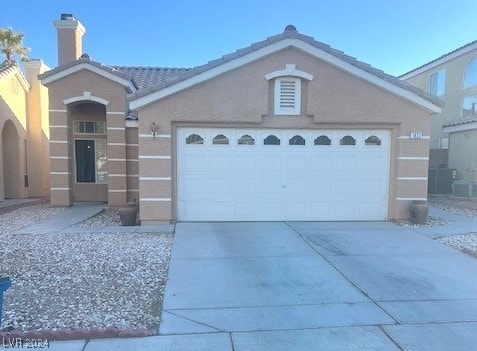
[452,180,477,197]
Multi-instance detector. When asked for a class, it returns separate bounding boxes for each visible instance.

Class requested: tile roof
[400,39,477,78]
[113,66,189,90]
[443,109,477,128]
[39,56,189,91]
[128,26,443,108]
[0,60,18,79]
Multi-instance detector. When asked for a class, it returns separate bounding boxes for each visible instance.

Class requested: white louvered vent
[274,77,301,115]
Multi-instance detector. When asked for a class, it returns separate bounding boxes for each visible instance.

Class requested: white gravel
[0,203,173,333]
[437,233,477,257]
[71,208,121,227]
[394,216,453,228]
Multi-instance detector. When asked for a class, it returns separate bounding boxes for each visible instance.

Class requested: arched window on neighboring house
[464,58,477,88]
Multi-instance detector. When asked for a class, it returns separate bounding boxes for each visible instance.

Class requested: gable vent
[275,77,301,115]
[279,80,297,108]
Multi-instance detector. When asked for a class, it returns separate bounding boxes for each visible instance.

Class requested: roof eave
[40,60,136,93]
[129,38,442,113]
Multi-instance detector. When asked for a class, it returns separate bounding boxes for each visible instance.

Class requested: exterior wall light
[150,122,159,139]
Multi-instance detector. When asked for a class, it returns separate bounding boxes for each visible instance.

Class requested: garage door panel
[260,155,282,170]
[183,154,208,171]
[360,178,387,196]
[235,155,257,170]
[311,155,335,171]
[285,155,308,170]
[177,128,389,221]
[336,155,358,171]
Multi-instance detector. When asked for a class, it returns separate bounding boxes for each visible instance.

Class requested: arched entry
[2,120,20,198]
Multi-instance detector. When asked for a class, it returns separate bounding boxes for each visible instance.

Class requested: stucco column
[49,110,73,206]
[106,112,128,205]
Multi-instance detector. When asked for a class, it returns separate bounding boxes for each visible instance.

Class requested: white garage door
[177,128,390,221]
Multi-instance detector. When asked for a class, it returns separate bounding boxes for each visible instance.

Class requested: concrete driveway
[159,221,477,350]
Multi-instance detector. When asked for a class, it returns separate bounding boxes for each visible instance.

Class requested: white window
[73,121,106,134]
[274,77,301,115]
[430,70,445,96]
[464,58,477,88]
[462,95,477,117]
[440,137,449,150]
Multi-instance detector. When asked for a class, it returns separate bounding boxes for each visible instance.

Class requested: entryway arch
[2,120,20,199]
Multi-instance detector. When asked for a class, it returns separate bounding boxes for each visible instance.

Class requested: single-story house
[0,59,50,201]
[40,14,442,223]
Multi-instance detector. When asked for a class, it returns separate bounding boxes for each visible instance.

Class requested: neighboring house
[0,59,50,201]
[40,15,442,223]
[401,41,477,186]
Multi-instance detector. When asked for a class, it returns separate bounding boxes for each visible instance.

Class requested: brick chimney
[53,14,86,66]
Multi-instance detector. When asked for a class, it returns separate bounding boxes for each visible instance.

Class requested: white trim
[397,157,429,160]
[50,172,69,175]
[139,133,171,138]
[49,109,67,113]
[139,155,171,160]
[400,41,477,80]
[106,111,125,115]
[397,177,428,180]
[107,127,126,131]
[127,174,139,178]
[129,38,442,113]
[265,64,314,80]
[127,159,139,162]
[125,120,138,128]
[107,143,126,146]
[108,174,127,177]
[127,143,139,147]
[398,135,430,139]
[41,62,136,92]
[139,177,172,180]
[140,198,172,202]
[50,140,68,144]
[108,189,127,193]
[50,156,70,159]
[396,197,428,201]
[50,125,69,128]
[128,189,139,192]
[108,158,126,162]
[63,91,109,106]
[443,122,477,133]
[51,187,71,191]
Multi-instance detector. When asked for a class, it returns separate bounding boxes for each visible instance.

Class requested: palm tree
[0,27,30,64]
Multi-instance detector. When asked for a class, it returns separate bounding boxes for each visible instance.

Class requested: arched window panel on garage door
[314,135,331,145]
[212,134,229,145]
[289,135,306,145]
[238,135,255,145]
[365,135,382,146]
[186,134,204,145]
[264,135,281,145]
[340,135,356,145]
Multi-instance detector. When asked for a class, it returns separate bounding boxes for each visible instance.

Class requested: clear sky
[1,0,476,76]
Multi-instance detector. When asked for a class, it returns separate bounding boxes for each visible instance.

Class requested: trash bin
[410,200,428,225]
[0,277,11,327]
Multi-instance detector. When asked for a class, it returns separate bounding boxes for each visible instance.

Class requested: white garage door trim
[177,128,390,221]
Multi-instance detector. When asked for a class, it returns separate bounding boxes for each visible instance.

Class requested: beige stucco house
[0,59,50,202]
[40,15,442,223]
[401,41,477,189]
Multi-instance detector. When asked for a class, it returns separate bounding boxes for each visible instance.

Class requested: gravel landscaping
[437,233,477,258]
[0,203,173,334]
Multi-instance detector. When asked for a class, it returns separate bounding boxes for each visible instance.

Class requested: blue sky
[1,0,476,76]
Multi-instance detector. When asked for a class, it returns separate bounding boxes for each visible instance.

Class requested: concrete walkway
[8,205,477,350]
[412,205,477,238]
